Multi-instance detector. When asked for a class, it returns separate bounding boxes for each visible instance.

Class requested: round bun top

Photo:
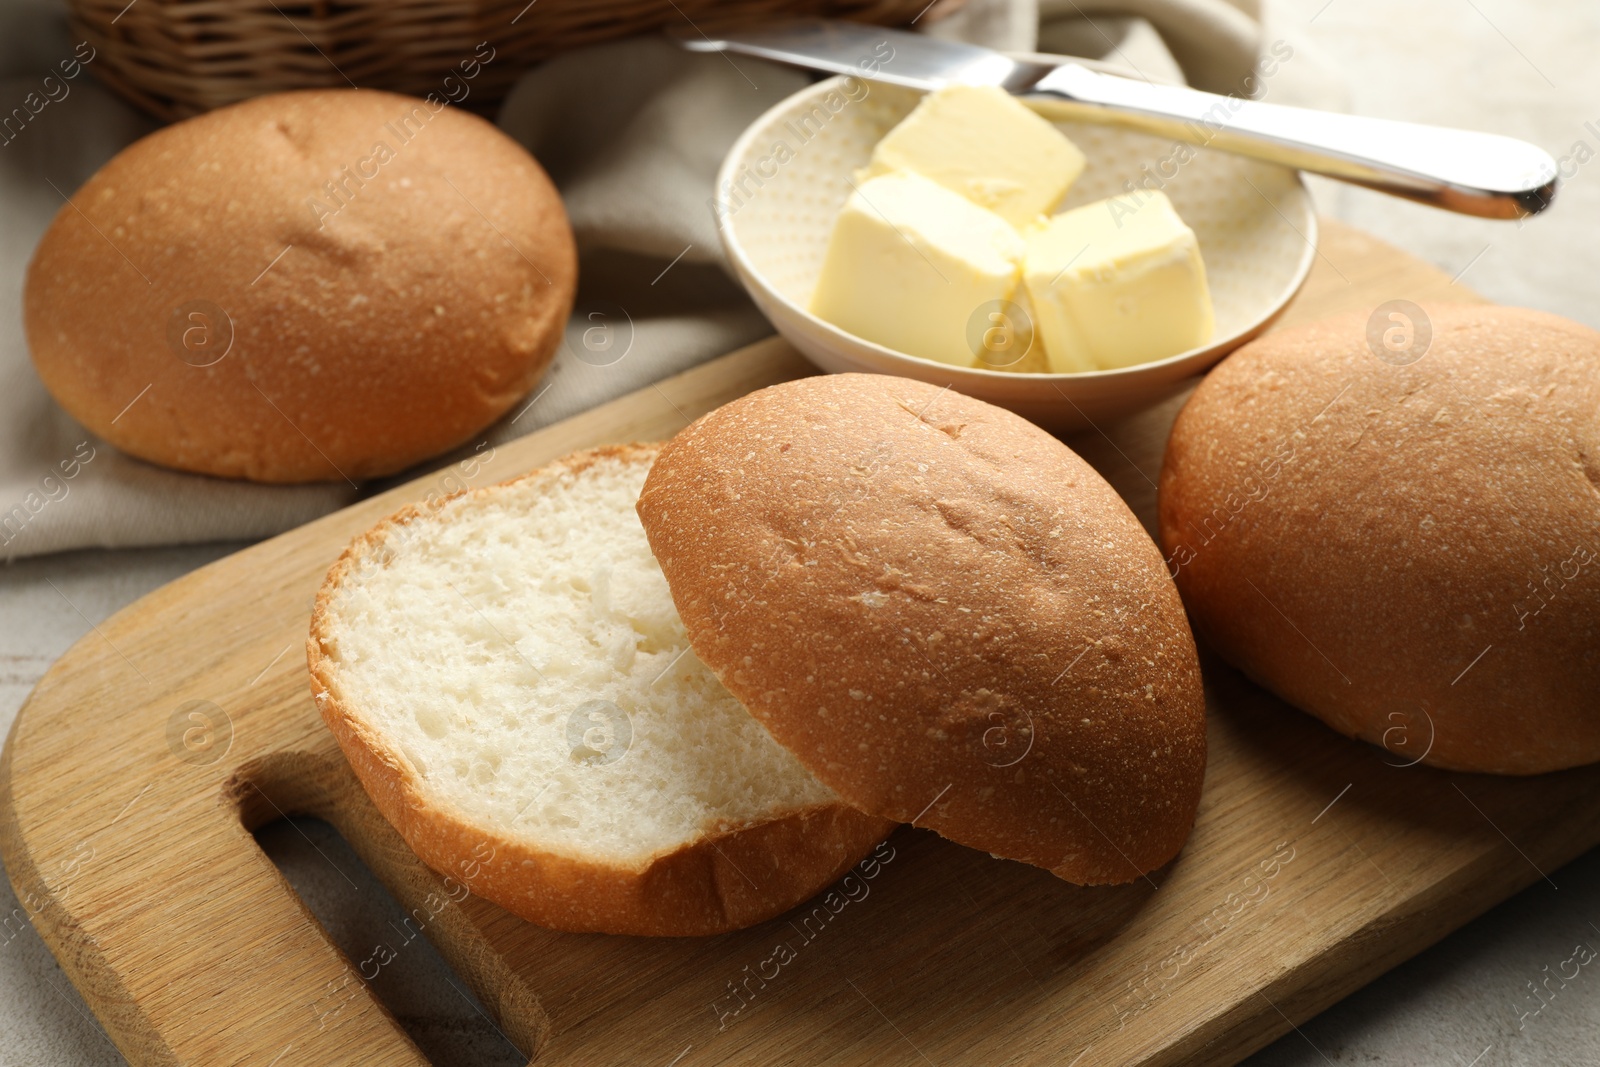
[1160,304,1600,774]
[637,373,1207,884]
[25,89,576,483]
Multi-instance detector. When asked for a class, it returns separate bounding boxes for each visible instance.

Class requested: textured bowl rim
[715,70,1318,386]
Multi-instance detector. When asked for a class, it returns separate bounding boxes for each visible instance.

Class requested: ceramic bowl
[714,74,1317,431]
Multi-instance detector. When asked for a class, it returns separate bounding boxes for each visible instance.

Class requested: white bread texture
[308,443,893,935]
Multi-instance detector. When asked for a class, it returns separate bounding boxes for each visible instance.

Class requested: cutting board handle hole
[223,749,544,1063]
[256,814,531,1067]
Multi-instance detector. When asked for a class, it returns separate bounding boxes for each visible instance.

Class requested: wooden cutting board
[5,220,1594,1067]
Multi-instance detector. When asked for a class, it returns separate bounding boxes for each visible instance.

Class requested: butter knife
[677,19,1557,219]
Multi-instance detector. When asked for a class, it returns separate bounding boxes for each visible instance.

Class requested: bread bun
[636,374,1206,884]
[26,89,575,483]
[1159,304,1600,774]
[309,444,892,936]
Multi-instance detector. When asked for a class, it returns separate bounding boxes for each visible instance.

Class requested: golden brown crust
[308,443,894,936]
[1159,304,1600,774]
[635,374,1207,885]
[26,89,576,483]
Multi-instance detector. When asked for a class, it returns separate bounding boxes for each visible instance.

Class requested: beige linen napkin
[0,0,1269,560]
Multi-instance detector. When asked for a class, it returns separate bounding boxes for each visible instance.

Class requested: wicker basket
[69,0,959,121]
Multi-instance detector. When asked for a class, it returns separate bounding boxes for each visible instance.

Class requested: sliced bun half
[1160,304,1600,774]
[309,444,893,935]
[635,374,1207,885]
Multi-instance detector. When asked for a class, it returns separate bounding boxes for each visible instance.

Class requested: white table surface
[2,1,1597,1064]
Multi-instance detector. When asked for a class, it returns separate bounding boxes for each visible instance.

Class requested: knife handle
[1030,65,1557,219]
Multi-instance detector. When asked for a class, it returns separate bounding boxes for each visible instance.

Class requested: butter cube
[810,170,1024,368]
[1023,190,1214,372]
[864,84,1086,229]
